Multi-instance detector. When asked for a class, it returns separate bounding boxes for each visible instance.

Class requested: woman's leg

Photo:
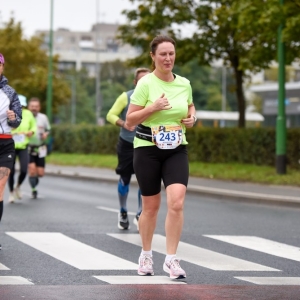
[17,148,29,187]
[0,167,10,200]
[138,193,161,251]
[165,183,186,254]
[8,153,17,192]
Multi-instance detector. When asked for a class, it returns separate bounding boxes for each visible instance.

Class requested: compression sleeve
[106,92,128,125]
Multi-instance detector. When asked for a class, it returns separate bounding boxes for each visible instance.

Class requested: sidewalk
[45,164,300,207]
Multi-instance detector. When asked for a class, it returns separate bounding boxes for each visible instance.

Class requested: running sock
[29,176,38,189]
[0,201,3,222]
[165,254,176,262]
[141,249,152,256]
[118,179,129,212]
[137,189,142,215]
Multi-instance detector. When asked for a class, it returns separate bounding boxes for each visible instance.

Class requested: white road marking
[108,234,279,271]
[204,235,300,262]
[0,276,33,285]
[235,277,300,285]
[97,206,136,216]
[6,232,137,270]
[94,276,186,284]
[0,263,10,270]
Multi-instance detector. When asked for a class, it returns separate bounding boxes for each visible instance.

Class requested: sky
[0,0,135,37]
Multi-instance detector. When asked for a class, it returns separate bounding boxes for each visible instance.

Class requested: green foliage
[186,127,300,168]
[51,125,300,169]
[56,61,133,124]
[0,18,71,113]
[51,124,119,154]
[117,0,300,128]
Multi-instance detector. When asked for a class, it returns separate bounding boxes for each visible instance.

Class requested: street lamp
[46,0,54,122]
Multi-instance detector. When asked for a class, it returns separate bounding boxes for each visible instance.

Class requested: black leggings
[133,145,189,196]
[9,148,29,192]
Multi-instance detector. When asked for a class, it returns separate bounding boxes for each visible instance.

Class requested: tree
[118,0,280,127]
[0,18,70,114]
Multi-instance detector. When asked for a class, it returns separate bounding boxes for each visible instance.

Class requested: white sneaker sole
[117,222,130,230]
[137,270,154,276]
[163,263,186,279]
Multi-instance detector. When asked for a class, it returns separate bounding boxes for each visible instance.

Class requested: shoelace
[141,255,153,267]
[169,258,182,270]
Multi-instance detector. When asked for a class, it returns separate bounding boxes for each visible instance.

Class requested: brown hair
[134,67,151,81]
[150,35,176,70]
[28,97,41,104]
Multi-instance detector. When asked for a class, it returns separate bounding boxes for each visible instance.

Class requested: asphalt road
[1,175,300,299]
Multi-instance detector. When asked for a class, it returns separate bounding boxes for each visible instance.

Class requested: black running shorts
[0,139,15,171]
[133,145,189,196]
[115,137,135,176]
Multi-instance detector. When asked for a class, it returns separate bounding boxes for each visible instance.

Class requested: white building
[36,23,140,76]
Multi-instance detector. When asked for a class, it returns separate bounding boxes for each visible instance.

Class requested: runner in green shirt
[126,35,197,280]
[8,95,37,203]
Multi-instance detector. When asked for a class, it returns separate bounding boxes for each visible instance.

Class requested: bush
[51,125,300,168]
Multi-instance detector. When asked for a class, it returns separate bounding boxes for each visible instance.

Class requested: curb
[45,170,300,208]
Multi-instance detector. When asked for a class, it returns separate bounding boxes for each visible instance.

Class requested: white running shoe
[8,193,15,203]
[138,254,154,276]
[163,257,186,279]
[14,186,22,199]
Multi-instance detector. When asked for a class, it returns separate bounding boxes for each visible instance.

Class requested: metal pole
[276,0,286,174]
[46,0,54,122]
[71,77,76,124]
[95,0,101,125]
[221,66,227,127]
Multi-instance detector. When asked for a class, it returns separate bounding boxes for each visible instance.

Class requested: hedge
[51,125,300,168]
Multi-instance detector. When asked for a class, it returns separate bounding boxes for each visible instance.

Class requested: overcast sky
[0,0,135,37]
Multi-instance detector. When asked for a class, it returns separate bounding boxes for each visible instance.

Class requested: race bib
[151,125,183,149]
[38,145,47,158]
[13,134,25,143]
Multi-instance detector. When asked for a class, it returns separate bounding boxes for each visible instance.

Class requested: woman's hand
[152,93,172,111]
[26,131,34,137]
[181,114,195,128]
[6,110,16,121]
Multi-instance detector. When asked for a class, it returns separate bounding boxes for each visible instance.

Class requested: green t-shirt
[11,108,37,149]
[130,73,193,148]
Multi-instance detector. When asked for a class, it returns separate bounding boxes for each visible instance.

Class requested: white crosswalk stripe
[204,235,300,262]
[6,232,137,270]
[235,277,300,285]
[108,233,279,271]
[96,206,136,216]
[0,263,10,270]
[94,276,186,284]
[0,276,33,285]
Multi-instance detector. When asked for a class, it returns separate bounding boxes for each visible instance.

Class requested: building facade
[249,82,300,128]
[36,23,140,76]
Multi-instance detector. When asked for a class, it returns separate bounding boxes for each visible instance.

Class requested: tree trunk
[234,67,246,128]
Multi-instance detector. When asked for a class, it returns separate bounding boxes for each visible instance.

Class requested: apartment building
[36,23,140,76]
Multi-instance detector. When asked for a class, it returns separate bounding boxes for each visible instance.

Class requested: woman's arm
[126,93,172,127]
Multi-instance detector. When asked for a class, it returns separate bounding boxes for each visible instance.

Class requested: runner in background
[106,68,150,230]
[0,53,22,250]
[27,98,51,199]
[8,95,36,203]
